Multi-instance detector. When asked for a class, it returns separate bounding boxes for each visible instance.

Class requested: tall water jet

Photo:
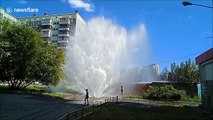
[64,17,148,97]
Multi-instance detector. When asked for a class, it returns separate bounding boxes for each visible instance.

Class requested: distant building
[0,7,86,50]
[143,64,159,81]
[196,48,213,110]
[153,64,159,75]
[118,64,159,83]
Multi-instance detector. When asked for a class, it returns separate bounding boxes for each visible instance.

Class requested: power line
[156,51,203,65]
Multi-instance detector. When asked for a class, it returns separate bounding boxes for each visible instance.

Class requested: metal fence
[58,96,201,120]
[58,96,118,120]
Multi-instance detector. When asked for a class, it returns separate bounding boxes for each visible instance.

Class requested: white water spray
[64,17,148,97]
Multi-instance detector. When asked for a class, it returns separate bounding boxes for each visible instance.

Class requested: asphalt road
[0,93,85,120]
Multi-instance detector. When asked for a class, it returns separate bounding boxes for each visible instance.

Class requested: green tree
[0,20,65,89]
[159,59,199,83]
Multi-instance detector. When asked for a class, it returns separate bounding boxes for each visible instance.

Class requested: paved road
[0,93,85,120]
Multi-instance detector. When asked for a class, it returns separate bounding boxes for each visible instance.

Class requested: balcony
[41,29,51,32]
[58,46,68,50]
[57,38,69,43]
[58,33,70,37]
[57,43,68,50]
[58,27,70,31]
[42,32,51,38]
[57,40,69,43]
[41,19,52,26]
[59,19,70,24]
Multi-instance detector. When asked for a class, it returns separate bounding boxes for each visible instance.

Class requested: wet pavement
[0,93,84,120]
[0,93,108,120]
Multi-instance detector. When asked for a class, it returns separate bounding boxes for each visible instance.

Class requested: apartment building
[0,7,86,49]
[0,8,17,23]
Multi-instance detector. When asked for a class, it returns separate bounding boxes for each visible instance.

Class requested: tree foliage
[0,20,65,89]
[159,59,199,83]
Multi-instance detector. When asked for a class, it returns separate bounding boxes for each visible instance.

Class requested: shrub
[178,90,188,101]
[143,85,181,100]
[142,85,201,102]
[179,90,201,102]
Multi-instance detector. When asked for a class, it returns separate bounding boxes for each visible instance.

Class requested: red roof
[196,48,213,64]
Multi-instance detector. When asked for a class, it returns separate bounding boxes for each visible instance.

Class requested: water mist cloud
[64,17,148,97]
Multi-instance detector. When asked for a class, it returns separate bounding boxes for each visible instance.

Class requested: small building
[196,48,213,110]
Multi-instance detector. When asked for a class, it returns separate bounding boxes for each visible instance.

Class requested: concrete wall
[75,13,86,33]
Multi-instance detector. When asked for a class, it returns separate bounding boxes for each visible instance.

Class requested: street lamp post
[182,1,213,48]
[182,1,213,9]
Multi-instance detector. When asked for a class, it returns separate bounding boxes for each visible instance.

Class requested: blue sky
[1,0,212,71]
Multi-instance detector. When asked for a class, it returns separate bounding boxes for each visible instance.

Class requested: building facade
[196,48,213,111]
[0,8,85,49]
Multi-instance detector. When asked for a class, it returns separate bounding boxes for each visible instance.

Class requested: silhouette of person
[84,89,89,105]
[121,86,124,97]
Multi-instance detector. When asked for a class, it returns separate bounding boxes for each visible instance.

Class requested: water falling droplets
[64,17,148,97]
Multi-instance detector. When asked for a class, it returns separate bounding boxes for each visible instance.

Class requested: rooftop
[196,48,213,64]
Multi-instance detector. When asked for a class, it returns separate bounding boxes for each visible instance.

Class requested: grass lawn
[26,84,65,98]
[0,84,84,100]
[0,84,65,99]
[82,103,211,120]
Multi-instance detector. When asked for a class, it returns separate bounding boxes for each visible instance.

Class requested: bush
[179,90,201,102]
[142,85,201,102]
[142,85,201,103]
[143,85,181,100]
[178,90,188,101]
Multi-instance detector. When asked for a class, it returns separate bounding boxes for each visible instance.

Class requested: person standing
[84,89,89,105]
[121,86,124,97]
